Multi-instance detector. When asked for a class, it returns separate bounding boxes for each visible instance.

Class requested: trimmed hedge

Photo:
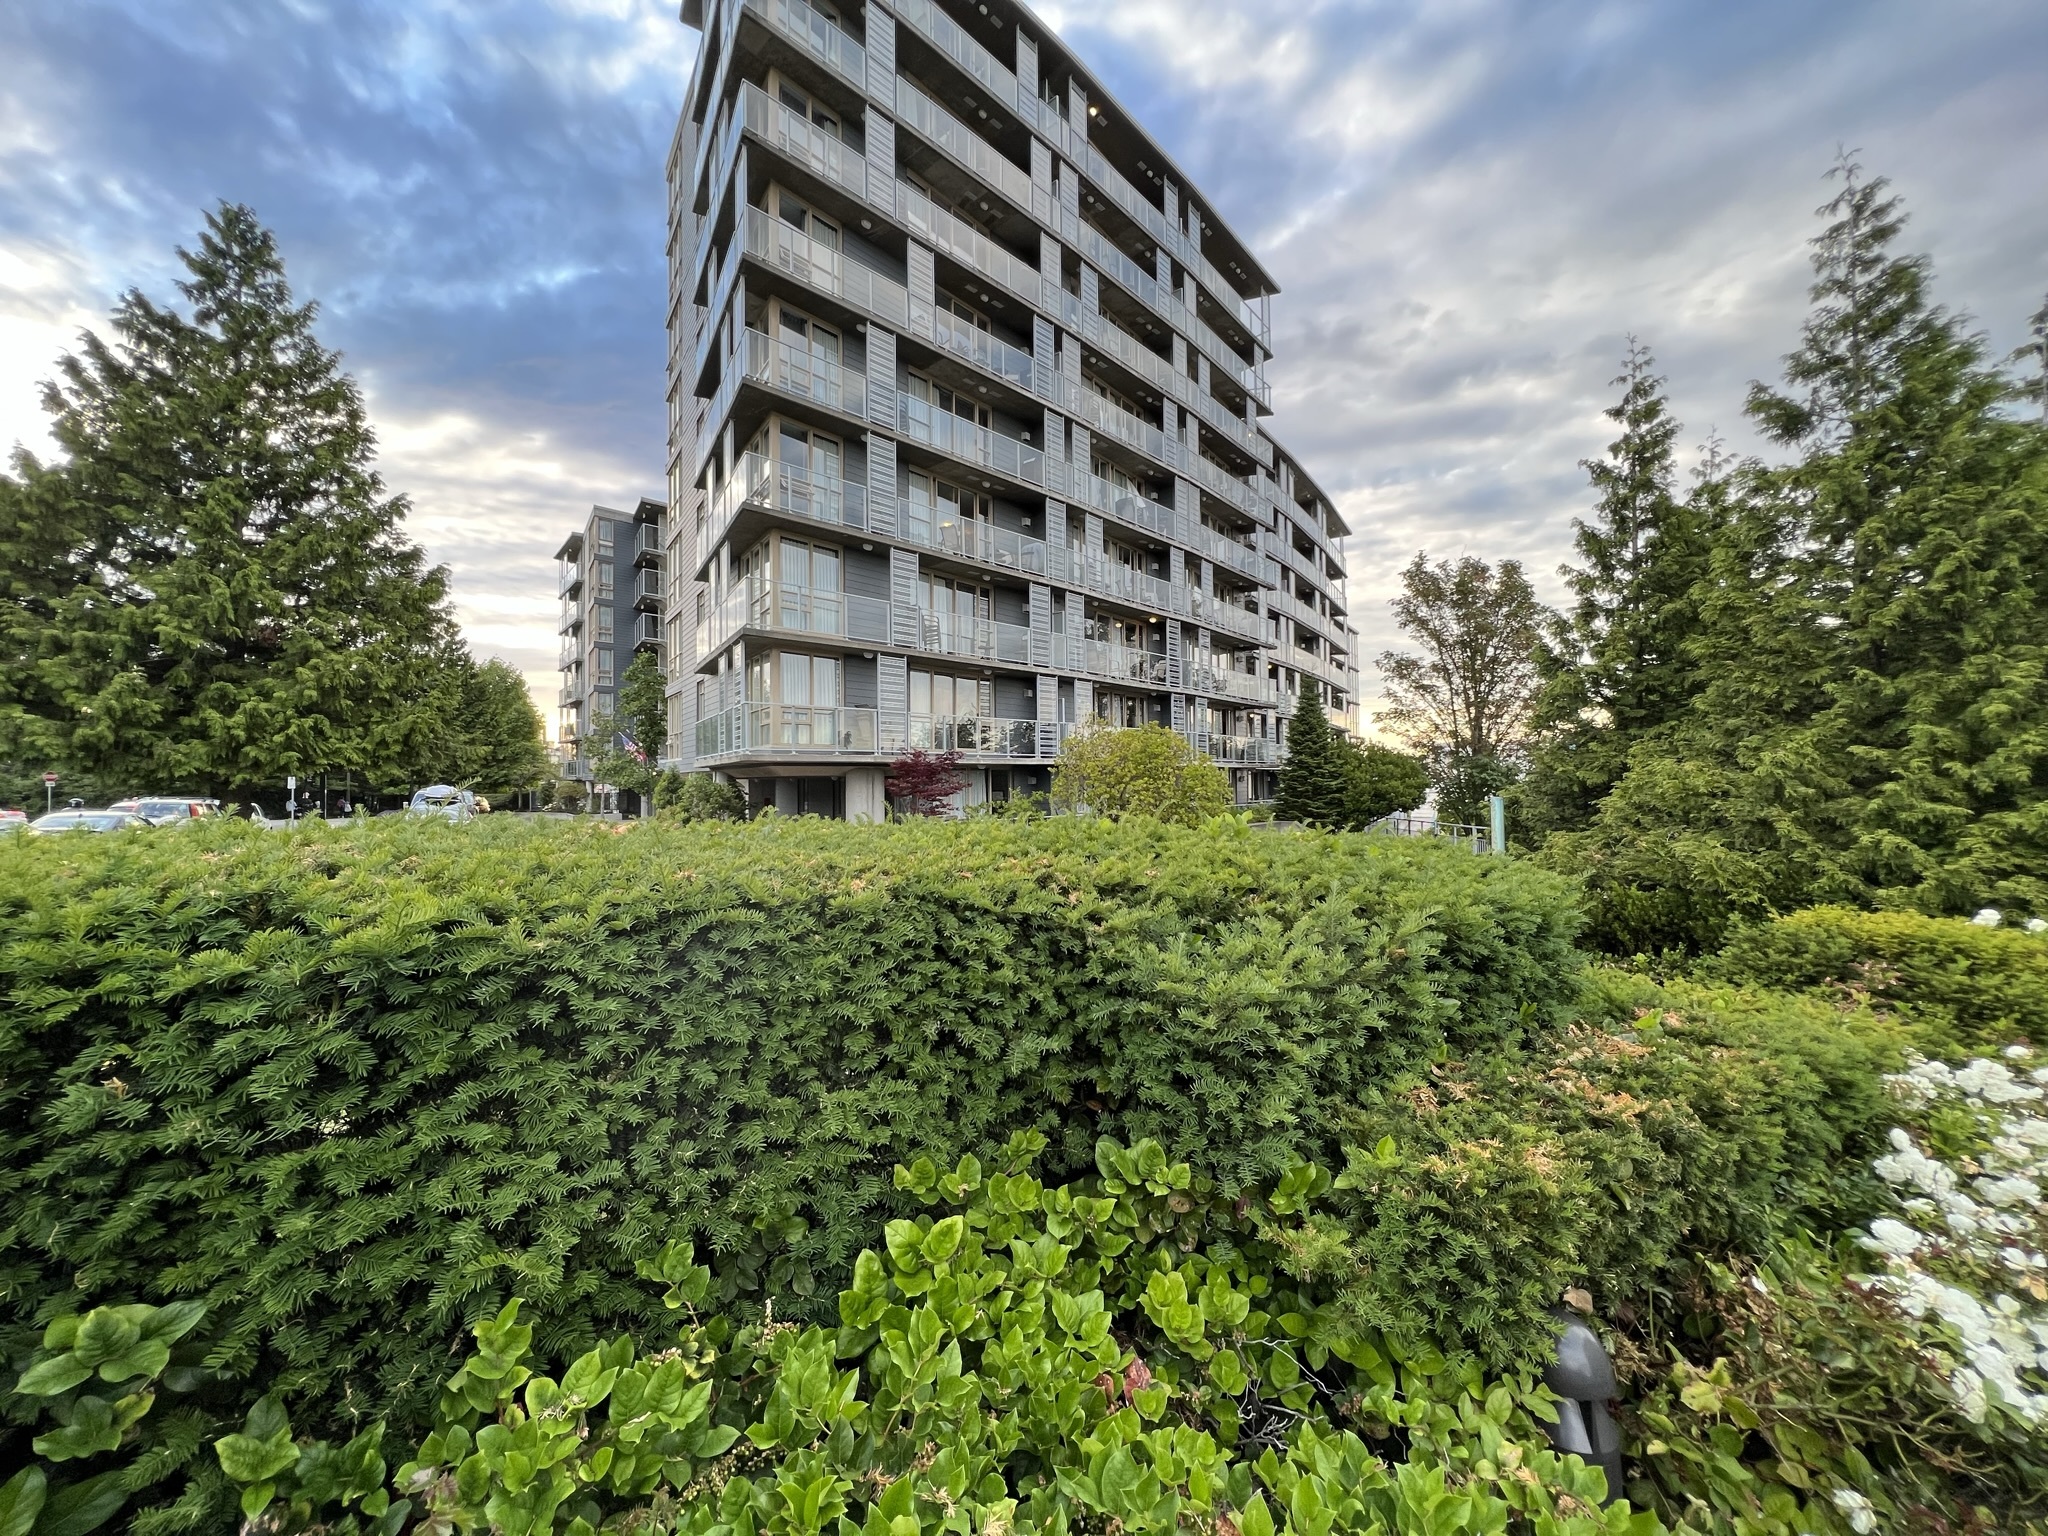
[1709,905,2048,1054]
[0,814,1581,1432]
[1314,967,1908,1363]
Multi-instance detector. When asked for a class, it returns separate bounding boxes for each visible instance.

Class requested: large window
[910,668,993,719]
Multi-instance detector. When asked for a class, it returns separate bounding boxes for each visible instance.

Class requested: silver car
[29,810,149,834]
[406,785,477,824]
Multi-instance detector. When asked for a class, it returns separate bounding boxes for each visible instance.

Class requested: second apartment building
[664,0,1359,817]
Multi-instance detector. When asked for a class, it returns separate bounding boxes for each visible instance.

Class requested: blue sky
[2,0,2044,719]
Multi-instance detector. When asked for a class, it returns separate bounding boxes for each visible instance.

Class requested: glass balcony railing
[896,393,1047,486]
[694,705,1041,760]
[889,0,1021,113]
[703,452,870,559]
[744,205,912,331]
[739,80,867,201]
[894,178,1041,306]
[737,328,869,417]
[743,0,865,89]
[891,77,1033,214]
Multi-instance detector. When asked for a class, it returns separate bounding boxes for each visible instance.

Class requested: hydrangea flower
[1856,1051,2048,1427]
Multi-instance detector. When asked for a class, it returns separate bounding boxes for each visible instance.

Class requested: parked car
[406,785,477,824]
[0,809,27,834]
[28,810,149,834]
[110,797,221,826]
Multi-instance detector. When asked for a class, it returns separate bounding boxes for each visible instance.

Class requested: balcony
[559,563,582,598]
[742,0,865,92]
[634,568,664,612]
[633,613,663,651]
[738,79,867,203]
[738,327,869,418]
[695,705,1042,762]
[559,598,583,635]
[703,451,870,560]
[636,523,663,568]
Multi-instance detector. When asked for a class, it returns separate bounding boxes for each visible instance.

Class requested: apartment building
[665,0,1359,819]
[556,498,667,789]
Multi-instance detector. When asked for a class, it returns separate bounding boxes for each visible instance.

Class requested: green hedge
[1708,905,2048,1054]
[1316,967,1906,1363]
[0,814,1581,1434]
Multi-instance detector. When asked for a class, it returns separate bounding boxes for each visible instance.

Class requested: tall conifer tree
[1550,159,2048,944]
[1274,680,1349,827]
[0,204,455,797]
[1523,343,1723,835]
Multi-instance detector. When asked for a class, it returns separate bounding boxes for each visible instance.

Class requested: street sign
[42,773,57,785]
[287,775,297,791]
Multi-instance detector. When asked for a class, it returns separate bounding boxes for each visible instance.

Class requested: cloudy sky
[3,0,2044,724]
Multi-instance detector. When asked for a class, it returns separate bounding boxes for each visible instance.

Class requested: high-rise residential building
[665,0,1358,820]
[556,498,667,792]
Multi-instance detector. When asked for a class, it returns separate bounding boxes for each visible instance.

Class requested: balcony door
[773,306,842,403]
[776,535,843,636]
[777,421,842,522]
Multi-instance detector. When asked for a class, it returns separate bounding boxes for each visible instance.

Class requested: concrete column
[845,767,888,823]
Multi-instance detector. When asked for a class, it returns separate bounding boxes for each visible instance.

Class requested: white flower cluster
[1856,1051,2048,1425]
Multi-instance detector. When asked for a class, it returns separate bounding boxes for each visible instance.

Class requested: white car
[110,797,221,826]
[406,785,477,824]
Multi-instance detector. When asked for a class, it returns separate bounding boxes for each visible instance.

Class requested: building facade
[556,498,667,788]
[664,0,1358,819]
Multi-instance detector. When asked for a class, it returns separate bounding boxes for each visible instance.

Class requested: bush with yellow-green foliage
[1049,722,1233,825]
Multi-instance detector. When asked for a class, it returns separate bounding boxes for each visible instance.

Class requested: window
[597,562,616,598]
[917,571,990,619]
[775,80,841,140]
[596,649,615,685]
[596,521,616,551]
[909,669,993,719]
[774,304,841,369]
[777,191,839,252]
[906,370,991,429]
[778,651,840,708]
[778,536,841,593]
[597,609,615,643]
[903,471,992,539]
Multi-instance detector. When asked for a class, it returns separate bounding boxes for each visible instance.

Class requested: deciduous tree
[1375,554,1548,766]
[1049,723,1230,826]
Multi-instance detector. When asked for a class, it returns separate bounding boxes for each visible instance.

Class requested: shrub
[1050,723,1231,825]
[653,770,746,822]
[884,748,968,816]
[1313,967,1906,1365]
[1709,906,2048,1054]
[1,1138,1643,1536]
[0,814,1581,1439]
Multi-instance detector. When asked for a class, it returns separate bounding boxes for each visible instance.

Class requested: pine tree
[1274,680,1350,827]
[0,204,454,799]
[1522,343,1724,836]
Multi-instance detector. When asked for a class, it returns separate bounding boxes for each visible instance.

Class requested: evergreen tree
[450,659,549,798]
[1550,159,2048,945]
[1521,343,1724,836]
[1274,679,1350,827]
[0,204,454,798]
[1341,741,1429,828]
[2016,291,2048,421]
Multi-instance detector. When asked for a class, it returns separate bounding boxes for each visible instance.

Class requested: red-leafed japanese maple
[885,749,968,816]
